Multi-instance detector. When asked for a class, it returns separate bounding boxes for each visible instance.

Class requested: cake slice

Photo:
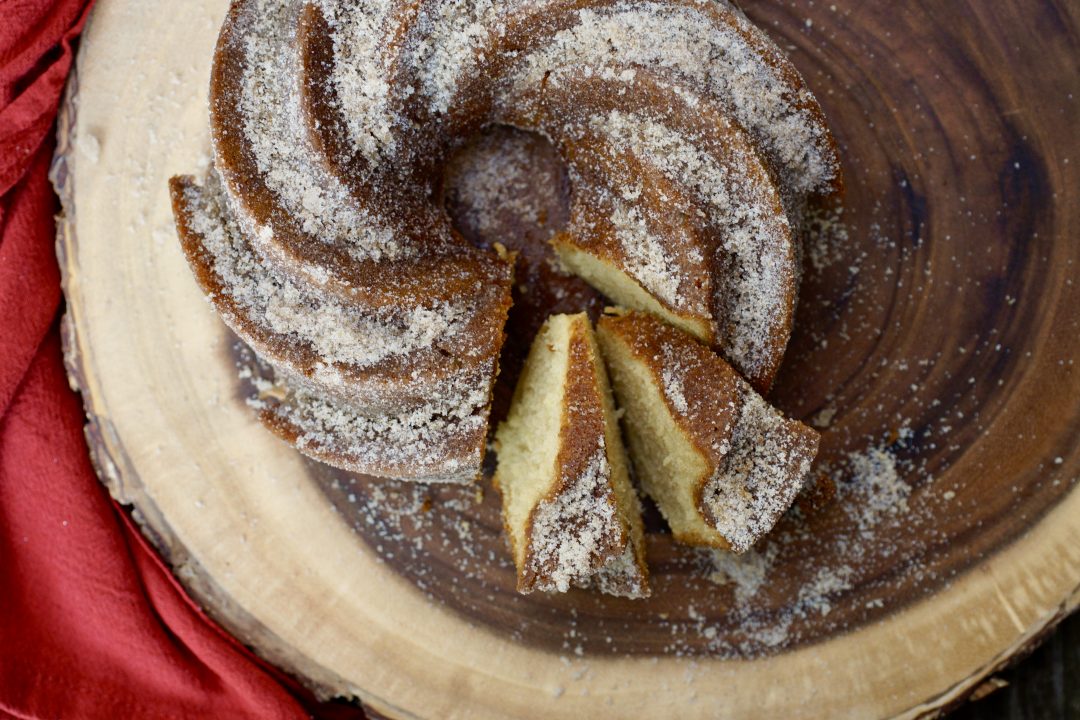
[596,310,819,552]
[494,313,649,598]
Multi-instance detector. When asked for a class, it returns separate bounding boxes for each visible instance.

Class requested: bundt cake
[169,0,839,480]
[596,310,819,552]
[494,314,648,598]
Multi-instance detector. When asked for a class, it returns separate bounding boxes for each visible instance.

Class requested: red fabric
[0,3,365,719]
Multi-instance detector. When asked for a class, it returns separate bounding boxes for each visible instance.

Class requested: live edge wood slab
[54,0,1080,718]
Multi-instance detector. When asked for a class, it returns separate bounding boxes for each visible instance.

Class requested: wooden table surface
[954,612,1079,718]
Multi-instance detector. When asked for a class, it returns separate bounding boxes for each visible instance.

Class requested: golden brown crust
[704,0,844,197]
[582,321,651,596]
[258,407,486,483]
[213,1,510,310]
[495,0,843,198]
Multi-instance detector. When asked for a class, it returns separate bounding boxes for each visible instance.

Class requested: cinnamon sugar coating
[169,0,838,479]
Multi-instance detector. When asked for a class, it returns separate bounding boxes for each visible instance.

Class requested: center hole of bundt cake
[444,124,571,268]
[443,124,605,427]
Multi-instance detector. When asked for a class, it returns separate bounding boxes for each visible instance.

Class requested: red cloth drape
[0,3,364,718]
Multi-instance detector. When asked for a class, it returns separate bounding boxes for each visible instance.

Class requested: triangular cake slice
[596,310,819,552]
[494,313,649,598]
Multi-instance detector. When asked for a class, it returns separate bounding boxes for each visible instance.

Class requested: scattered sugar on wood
[805,202,849,272]
[708,543,777,605]
[700,435,917,653]
[843,443,911,533]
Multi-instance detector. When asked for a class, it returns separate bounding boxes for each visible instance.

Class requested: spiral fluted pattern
[170,0,839,481]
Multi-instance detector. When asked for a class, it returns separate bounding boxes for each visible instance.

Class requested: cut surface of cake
[494,313,649,598]
[596,310,819,552]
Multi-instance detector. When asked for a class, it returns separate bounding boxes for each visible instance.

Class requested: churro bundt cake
[169,0,840,482]
[494,313,648,598]
[596,310,819,552]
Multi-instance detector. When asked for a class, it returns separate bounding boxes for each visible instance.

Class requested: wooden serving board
[54,0,1080,717]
